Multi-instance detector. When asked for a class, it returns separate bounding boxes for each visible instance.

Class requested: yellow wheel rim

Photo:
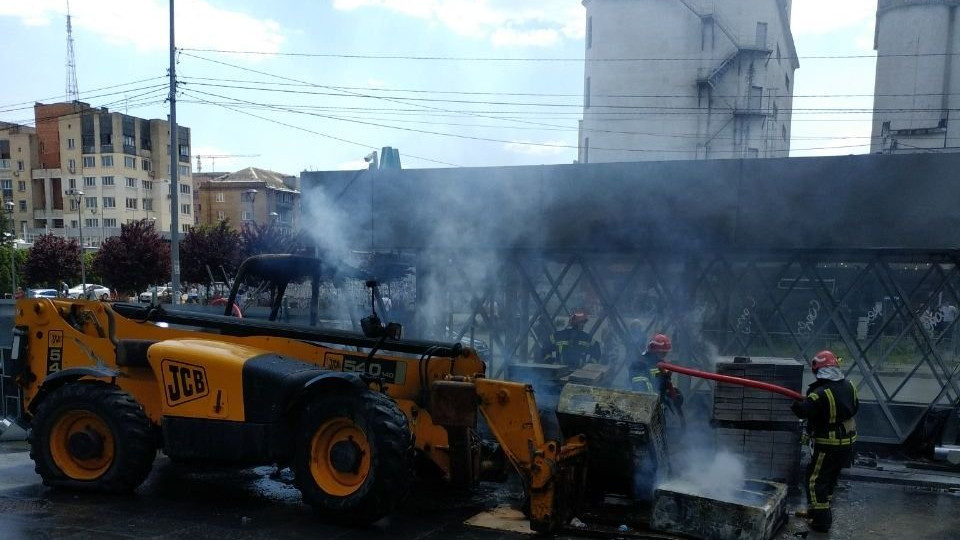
[49,410,115,480]
[309,418,371,497]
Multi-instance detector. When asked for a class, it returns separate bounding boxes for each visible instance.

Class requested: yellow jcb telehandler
[7,255,668,532]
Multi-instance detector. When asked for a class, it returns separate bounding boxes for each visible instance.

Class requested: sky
[0,0,879,174]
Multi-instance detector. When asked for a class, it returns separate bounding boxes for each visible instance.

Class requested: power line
[0,89,170,133]
[178,90,461,167]
[181,87,873,155]
[179,75,933,100]
[0,83,170,116]
[0,76,167,111]
[178,47,949,62]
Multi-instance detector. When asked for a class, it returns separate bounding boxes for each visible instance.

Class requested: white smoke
[665,450,747,503]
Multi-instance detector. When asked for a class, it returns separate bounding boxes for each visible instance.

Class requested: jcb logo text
[161,360,209,406]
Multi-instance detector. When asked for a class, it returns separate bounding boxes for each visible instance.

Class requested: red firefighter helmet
[811,350,840,373]
[569,309,589,327]
[648,333,672,353]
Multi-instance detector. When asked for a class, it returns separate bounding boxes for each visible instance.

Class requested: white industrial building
[579,0,798,163]
[871,0,960,154]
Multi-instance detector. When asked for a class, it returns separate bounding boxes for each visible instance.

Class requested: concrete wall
[872,0,960,153]
[302,152,960,252]
[581,0,797,162]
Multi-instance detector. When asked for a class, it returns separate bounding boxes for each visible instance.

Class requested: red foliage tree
[92,220,170,297]
[180,220,242,285]
[23,234,82,289]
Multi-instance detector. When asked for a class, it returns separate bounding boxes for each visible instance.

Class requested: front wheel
[293,390,413,525]
[29,382,156,492]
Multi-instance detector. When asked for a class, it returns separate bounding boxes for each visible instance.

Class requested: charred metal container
[651,479,787,540]
[556,384,669,501]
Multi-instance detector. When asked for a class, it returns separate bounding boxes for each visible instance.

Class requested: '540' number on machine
[329,354,407,385]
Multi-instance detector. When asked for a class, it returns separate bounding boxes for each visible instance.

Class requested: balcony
[34,209,65,220]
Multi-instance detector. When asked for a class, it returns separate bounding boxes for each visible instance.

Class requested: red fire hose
[657,362,804,401]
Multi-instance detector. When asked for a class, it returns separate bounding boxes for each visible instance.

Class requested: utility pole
[169,0,181,304]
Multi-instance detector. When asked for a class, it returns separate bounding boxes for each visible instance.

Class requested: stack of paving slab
[712,357,804,487]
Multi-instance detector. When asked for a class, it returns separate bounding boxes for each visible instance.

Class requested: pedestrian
[791,350,859,533]
[630,333,684,423]
[541,308,602,369]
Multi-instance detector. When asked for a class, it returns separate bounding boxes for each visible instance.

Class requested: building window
[0,180,11,199]
[85,197,97,209]
[68,178,77,189]
[182,224,190,233]
[241,210,252,221]
[178,164,190,177]
[103,197,116,208]
[126,177,137,188]
[142,159,151,171]
[102,176,115,186]
[18,200,26,212]
[181,203,191,215]
[17,180,25,191]
[82,156,95,168]
[84,176,96,187]
[143,198,153,211]
[142,180,153,190]
[85,218,99,228]
[67,138,75,149]
[215,192,225,203]
[104,218,117,227]
[124,156,136,168]
[70,220,77,228]
[586,16,592,49]
[584,77,591,109]
[68,158,76,171]
[101,155,114,167]
[17,160,23,171]
[179,144,189,158]
[180,184,191,194]
[123,135,135,147]
[125,198,138,210]
[217,210,225,220]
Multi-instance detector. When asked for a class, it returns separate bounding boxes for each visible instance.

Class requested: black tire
[29,381,156,493]
[293,390,413,525]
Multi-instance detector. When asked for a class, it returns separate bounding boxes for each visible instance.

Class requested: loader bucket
[555,384,670,502]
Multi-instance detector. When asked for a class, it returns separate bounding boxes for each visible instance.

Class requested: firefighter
[791,350,859,533]
[631,334,684,422]
[542,309,602,369]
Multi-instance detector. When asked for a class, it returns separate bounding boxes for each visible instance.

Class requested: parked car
[67,283,111,300]
[27,289,59,299]
[139,286,171,303]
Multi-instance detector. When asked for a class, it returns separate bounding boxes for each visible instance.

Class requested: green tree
[0,246,28,296]
[180,221,242,285]
[92,220,170,297]
[23,234,82,289]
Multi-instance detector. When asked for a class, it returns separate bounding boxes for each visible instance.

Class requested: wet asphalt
[1,441,958,540]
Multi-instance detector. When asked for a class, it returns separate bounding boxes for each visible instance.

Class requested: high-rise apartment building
[0,122,39,239]
[579,0,798,163]
[27,101,193,244]
[871,0,960,153]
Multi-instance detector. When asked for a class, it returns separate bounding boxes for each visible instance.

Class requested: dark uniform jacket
[630,351,683,417]
[791,378,859,446]
[542,327,601,369]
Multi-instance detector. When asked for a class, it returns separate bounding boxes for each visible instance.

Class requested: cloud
[0,0,285,54]
[332,0,584,47]
[504,140,569,156]
[791,0,874,36]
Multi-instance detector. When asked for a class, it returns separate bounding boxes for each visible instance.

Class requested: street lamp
[4,201,15,297]
[67,188,86,297]
[244,188,257,225]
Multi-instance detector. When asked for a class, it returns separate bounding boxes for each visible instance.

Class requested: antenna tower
[65,0,79,102]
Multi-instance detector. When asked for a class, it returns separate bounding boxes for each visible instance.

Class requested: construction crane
[195,154,260,173]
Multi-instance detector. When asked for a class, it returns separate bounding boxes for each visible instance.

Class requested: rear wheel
[29,382,156,492]
[293,390,413,524]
